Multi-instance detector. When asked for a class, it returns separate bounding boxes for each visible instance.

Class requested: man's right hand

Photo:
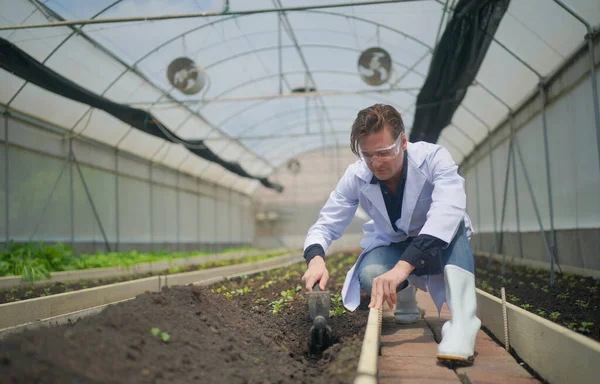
[302,256,329,291]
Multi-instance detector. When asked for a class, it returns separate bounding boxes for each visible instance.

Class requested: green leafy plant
[549,312,560,321]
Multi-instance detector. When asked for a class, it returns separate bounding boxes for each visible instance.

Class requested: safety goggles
[359,134,402,163]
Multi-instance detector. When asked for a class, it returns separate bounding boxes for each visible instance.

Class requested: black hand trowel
[307,282,333,353]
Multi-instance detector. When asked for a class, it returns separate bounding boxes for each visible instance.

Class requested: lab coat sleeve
[418,146,467,244]
[303,165,360,256]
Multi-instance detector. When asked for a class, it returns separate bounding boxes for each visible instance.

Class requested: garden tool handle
[312,282,321,292]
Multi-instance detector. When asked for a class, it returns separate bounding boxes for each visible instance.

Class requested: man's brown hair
[350,104,405,156]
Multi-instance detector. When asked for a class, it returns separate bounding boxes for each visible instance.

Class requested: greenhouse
[0,0,599,383]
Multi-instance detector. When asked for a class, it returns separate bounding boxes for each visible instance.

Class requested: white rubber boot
[436,265,481,366]
[394,285,421,324]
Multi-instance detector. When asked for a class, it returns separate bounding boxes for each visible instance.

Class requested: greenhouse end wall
[0,113,255,254]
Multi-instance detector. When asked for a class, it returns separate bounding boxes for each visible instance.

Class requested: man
[301,104,480,366]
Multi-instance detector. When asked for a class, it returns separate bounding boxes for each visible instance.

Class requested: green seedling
[549,312,560,321]
[150,327,170,342]
[577,322,594,334]
[520,304,533,310]
[270,298,286,315]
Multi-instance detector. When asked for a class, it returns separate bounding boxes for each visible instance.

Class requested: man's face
[358,126,407,181]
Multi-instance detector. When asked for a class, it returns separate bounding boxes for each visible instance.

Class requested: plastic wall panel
[0,71,25,104]
[546,74,600,229]
[74,165,117,242]
[199,196,216,243]
[8,118,67,159]
[152,165,177,187]
[198,181,216,198]
[179,191,198,243]
[489,139,515,232]
[7,147,71,242]
[73,140,115,173]
[117,177,150,242]
[472,154,495,233]
[179,174,197,193]
[230,202,243,243]
[151,184,177,243]
[513,116,551,231]
[216,200,230,243]
[118,155,149,182]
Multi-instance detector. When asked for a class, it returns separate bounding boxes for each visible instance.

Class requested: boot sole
[436,355,474,367]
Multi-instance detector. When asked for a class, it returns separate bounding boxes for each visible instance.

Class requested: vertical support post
[176,171,180,252]
[278,11,283,95]
[540,85,557,284]
[213,183,218,252]
[474,161,482,253]
[69,139,75,247]
[487,132,498,268]
[229,189,233,248]
[115,149,120,252]
[4,113,9,249]
[498,122,514,271]
[149,162,154,252]
[197,179,201,251]
[510,117,523,260]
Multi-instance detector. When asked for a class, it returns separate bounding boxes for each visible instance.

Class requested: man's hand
[302,256,329,291]
[368,260,415,310]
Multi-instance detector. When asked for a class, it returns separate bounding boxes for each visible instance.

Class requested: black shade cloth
[409,0,510,144]
[0,37,283,193]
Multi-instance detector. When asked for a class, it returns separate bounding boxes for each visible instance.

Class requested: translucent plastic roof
[1,0,599,194]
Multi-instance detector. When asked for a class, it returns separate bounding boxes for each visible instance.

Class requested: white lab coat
[303,141,473,313]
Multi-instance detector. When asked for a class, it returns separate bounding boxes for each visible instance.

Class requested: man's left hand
[368,261,415,310]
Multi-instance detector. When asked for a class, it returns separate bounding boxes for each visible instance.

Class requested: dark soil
[0,252,285,304]
[474,255,600,342]
[0,252,368,383]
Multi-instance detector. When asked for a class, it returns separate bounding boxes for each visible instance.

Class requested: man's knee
[358,264,389,295]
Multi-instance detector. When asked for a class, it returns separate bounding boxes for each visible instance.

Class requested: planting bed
[474,255,600,342]
[0,251,368,383]
[0,251,287,304]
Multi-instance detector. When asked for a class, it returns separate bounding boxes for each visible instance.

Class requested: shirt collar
[370,149,408,185]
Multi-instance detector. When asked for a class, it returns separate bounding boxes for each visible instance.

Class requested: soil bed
[0,251,287,304]
[0,251,368,383]
[474,255,600,342]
